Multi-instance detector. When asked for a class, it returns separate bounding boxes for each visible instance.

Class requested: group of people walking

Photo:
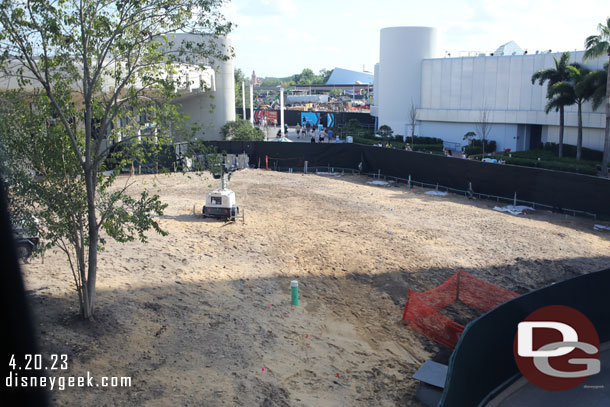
[258,116,338,143]
[295,119,334,143]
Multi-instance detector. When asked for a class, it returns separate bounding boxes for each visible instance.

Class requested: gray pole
[280,87,285,136]
[242,81,246,120]
[249,84,254,126]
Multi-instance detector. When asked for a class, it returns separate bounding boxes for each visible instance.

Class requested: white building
[371,26,607,152]
[167,34,235,141]
[0,33,235,141]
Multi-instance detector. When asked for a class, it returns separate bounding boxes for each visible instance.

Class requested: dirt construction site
[22,169,610,406]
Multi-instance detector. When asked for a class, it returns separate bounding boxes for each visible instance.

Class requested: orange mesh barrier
[402,270,519,348]
[458,271,519,312]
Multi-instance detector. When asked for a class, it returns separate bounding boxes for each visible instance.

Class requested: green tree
[0,0,231,320]
[261,77,281,87]
[584,17,610,176]
[221,119,264,141]
[547,64,599,160]
[581,65,608,113]
[531,52,572,157]
[346,118,361,136]
[235,68,246,109]
[320,68,334,84]
[377,125,393,143]
[294,68,316,85]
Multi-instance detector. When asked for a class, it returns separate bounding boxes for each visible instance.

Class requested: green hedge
[404,135,444,144]
[352,135,379,145]
[351,136,443,153]
[413,143,444,152]
[542,143,603,161]
[350,131,443,145]
[505,149,599,167]
[504,157,597,175]
[464,140,497,155]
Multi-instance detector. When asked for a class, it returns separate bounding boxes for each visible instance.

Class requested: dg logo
[513,305,600,391]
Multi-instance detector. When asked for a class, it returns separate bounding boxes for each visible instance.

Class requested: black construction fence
[202,141,610,219]
[439,266,610,406]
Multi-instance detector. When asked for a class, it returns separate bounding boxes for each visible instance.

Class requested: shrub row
[352,136,444,152]
[543,142,603,161]
[405,136,444,144]
[504,157,598,175]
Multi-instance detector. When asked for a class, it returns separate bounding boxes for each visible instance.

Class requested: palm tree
[582,64,608,112]
[584,18,610,176]
[548,64,598,160]
[531,52,572,157]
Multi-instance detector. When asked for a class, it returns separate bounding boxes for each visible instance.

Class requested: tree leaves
[0,0,232,318]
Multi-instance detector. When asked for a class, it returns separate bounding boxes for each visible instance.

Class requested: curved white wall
[168,33,235,140]
[378,27,437,136]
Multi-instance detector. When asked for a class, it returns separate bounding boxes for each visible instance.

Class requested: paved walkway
[260,125,342,143]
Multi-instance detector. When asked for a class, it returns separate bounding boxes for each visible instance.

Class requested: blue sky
[222,0,608,78]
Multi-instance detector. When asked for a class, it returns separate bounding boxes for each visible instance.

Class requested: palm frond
[548,81,574,97]
[598,17,610,37]
[582,69,608,110]
[584,38,609,59]
[584,18,610,60]
[557,52,571,70]
[531,69,556,85]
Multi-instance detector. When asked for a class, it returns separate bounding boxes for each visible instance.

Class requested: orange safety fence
[265,155,304,170]
[402,270,519,348]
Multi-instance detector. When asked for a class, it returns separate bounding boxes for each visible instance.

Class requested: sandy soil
[21,169,610,406]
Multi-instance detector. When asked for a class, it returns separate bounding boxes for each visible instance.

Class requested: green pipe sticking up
[291,280,299,306]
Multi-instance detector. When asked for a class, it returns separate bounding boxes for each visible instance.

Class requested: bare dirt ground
[22,170,610,406]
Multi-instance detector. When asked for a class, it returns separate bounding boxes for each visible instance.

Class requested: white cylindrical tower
[378,27,437,137]
[168,33,235,140]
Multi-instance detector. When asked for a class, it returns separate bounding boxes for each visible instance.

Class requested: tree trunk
[84,170,99,319]
[577,102,583,161]
[602,55,610,177]
[79,263,91,319]
[411,122,415,146]
[558,106,564,158]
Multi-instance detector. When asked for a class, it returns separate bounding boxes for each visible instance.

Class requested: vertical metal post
[241,81,246,120]
[280,87,284,136]
[304,161,308,174]
[249,84,254,126]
